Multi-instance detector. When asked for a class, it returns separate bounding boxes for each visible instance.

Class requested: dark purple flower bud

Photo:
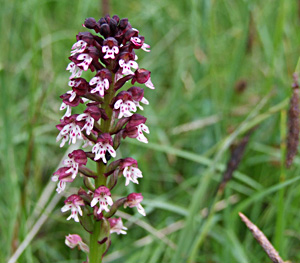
[119,18,128,29]
[112,15,120,24]
[83,17,100,33]
[109,18,117,34]
[104,15,111,23]
[100,23,111,38]
[99,17,106,25]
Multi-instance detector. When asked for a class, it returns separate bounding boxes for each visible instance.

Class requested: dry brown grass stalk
[239,212,286,263]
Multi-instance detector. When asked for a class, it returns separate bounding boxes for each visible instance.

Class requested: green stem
[274,110,287,255]
[89,221,104,263]
[89,73,115,263]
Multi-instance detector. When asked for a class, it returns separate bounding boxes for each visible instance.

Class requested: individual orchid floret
[65,234,89,253]
[132,68,155,89]
[52,167,74,193]
[77,53,93,71]
[119,59,138,76]
[130,36,150,52]
[128,86,149,110]
[69,78,89,95]
[59,87,84,119]
[77,105,107,135]
[123,114,149,143]
[59,83,78,118]
[108,218,128,235]
[64,149,87,179]
[66,62,83,79]
[124,193,146,216]
[56,115,83,147]
[113,91,137,119]
[92,133,116,163]
[91,186,113,214]
[61,194,85,222]
[119,158,143,186]
[71,40,88,55]
[89,69,112,97]
[102,37,119,59]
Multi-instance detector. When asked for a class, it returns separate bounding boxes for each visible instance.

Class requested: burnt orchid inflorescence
[53,15,154,263]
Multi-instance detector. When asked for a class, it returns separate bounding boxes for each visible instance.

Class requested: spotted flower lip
[71,40,88,55]
[119,59,138,76]
[92,133,116,163]
[89,69,112,97]
[66,62,83,79]
[61,194,85,222]
[56,115,83,147]
[76,105,107,135]
[109,218,128,235]
[77,53,93,71]
[124,193,146,216]
[102,37,119,59]
[90,186,113,214]
[113,91,137,119]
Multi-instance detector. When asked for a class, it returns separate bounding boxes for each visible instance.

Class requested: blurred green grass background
[1,0,300,262]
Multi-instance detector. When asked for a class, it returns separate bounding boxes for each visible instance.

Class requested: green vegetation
[1,0,300,262]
